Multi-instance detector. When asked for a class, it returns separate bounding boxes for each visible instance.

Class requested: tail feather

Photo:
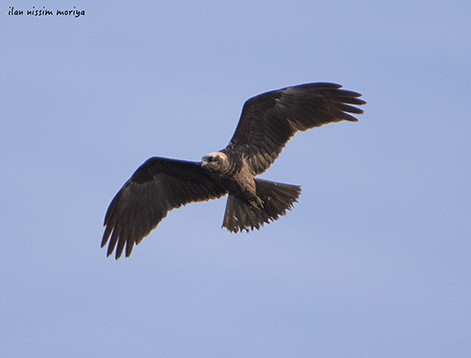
[222,179,301,233]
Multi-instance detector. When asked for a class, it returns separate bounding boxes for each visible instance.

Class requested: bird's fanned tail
[222,179,301,233]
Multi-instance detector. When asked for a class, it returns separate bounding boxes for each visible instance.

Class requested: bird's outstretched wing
[223,83,366,175]
[101,157,227,259]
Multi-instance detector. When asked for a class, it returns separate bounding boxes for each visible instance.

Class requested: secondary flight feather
[102,82,366,259]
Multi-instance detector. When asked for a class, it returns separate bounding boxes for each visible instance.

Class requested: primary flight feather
[102,82,366,259]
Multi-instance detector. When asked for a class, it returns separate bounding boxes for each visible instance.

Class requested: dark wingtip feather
[338,112,359,122]
[125,241,134,258]
[115,235,126,260]
[101,225,112,249]
[107,226,121,258]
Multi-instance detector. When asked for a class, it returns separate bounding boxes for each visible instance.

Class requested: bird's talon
[249,197,265,210]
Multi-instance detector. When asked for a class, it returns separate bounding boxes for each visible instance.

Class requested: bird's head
[201,151,229,175]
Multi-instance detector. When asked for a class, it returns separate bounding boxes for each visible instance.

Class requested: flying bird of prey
[102,82,366,259]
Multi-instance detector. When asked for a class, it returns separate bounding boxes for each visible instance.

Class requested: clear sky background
[1,1,470,357]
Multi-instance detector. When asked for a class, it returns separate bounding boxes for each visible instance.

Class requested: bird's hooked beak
[201,155,212,167]
[202,152,219,164]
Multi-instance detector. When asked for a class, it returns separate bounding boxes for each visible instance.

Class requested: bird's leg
[248,196,265,210]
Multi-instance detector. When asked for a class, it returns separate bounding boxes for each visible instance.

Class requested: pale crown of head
[202,151,229,174]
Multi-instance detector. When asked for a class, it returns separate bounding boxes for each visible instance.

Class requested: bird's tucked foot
[248,197,265,210]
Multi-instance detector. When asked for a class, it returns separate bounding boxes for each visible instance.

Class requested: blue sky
[1,1,470,357]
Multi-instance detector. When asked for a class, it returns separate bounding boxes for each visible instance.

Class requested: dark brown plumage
[102,82,366,258]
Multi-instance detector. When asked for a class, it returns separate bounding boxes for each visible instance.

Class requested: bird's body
[102,82,366,258]
[202,151,256,201]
